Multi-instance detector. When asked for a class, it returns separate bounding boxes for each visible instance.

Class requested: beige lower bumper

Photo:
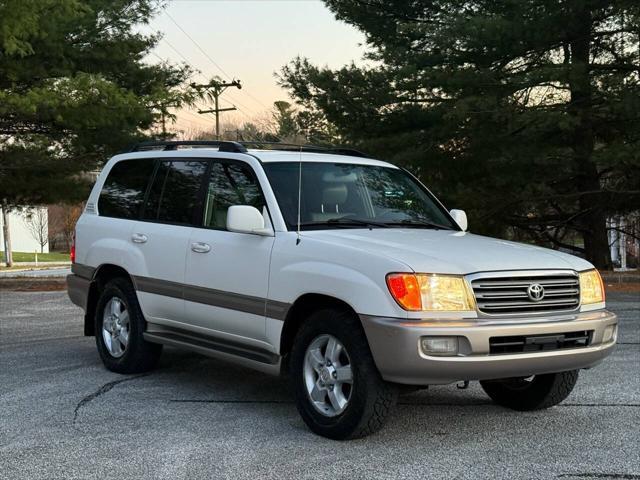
[361,309,618,385]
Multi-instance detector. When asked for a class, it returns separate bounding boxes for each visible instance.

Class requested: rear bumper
[361,309,618,385]
[67,274,91,311]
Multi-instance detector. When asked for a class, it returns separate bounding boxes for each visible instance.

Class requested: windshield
[262,162,458,231]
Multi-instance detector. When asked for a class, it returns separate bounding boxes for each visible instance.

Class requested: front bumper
[361,309,618,385]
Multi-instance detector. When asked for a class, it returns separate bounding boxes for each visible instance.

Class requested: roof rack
[126,140,369,158]
[238,141,370,158]
[128,140,247,153]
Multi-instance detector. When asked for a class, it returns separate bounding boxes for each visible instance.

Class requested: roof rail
[125,140,369,158]
[128,140,247,153]
[238,141,370,158]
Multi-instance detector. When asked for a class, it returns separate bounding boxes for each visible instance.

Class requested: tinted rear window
[142,160,208,225]
[98,159,155,219]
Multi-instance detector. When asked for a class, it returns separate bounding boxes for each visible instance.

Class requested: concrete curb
[0,277,66,291]
[601,272,640,284]
[0,263,71,272]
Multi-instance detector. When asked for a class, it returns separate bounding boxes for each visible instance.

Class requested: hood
[302,228,593,275]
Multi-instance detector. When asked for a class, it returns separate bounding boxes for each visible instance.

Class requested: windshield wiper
[384,219,454,230]
[299,218,391,229]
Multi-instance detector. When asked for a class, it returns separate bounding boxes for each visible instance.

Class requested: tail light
[70,231,76,264]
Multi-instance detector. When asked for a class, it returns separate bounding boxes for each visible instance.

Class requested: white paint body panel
[300,229,594,275]
[184,228,275,341]
[130,221,192,323]
[268,231,411,320]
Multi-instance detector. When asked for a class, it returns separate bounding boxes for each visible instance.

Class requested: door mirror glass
[449,209,468,231]
[226,205,273,236]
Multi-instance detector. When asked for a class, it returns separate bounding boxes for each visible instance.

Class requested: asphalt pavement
[0,290,638,479]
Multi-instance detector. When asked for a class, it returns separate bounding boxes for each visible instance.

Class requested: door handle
[131,233,148,244]
[191,242,211,253]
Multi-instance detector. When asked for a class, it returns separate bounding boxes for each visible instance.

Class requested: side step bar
[144,325,281,376]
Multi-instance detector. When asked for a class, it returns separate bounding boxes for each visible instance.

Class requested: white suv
[68,141,617,439]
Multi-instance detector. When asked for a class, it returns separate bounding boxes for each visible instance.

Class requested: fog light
[420,336,459,356]
[603,325,616,343]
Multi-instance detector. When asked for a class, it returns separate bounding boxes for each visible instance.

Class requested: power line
[145,19,267,117]
[162,37,255,114]
[163,9,272,111]
[164,10,233,80]
[153,44,255,128]
[150,51,167,63]
[145,50,213,127]
[183,107,215,125]
[160,37,256,120]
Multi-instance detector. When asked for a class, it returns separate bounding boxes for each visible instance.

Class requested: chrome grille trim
[467,270,581,316]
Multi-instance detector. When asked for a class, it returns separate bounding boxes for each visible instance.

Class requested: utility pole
[1,203,13,267]
[191,79,242,140]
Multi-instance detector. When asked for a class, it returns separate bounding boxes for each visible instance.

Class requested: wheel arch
[84,263,136,336]
[279,293,361,358]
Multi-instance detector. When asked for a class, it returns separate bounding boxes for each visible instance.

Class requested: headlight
[579,269,605,305]
[386,273,476,311]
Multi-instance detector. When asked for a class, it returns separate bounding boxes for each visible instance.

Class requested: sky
[144,0,368,134]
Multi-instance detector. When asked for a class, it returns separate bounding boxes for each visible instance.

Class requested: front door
[184,159,274,344]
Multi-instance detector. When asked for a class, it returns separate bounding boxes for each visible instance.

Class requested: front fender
[269,234,410,319]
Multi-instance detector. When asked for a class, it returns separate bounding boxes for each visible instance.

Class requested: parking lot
[0,290,638,480]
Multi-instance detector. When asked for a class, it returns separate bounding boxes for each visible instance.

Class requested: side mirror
[226,205,274,236]
[449,209,468,231]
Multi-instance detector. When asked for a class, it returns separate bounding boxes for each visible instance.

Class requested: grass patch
[0,251,70,263]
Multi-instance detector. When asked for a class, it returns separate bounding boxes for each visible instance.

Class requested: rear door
[131,159,208,325]
[183,159,275,344]
[89,158,157,272]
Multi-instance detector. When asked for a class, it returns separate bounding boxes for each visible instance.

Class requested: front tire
[480,370,579,411]
[290,308,397,440]
[95,277,162,374]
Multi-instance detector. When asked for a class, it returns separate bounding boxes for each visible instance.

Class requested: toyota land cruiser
[67,141,617,439]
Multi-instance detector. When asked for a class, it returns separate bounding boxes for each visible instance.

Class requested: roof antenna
[296,145,302,245]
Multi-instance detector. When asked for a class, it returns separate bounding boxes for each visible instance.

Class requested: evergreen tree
[279,0,640,268]
[0,0,192,207]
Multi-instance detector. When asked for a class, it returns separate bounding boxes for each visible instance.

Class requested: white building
[0,206,49,254]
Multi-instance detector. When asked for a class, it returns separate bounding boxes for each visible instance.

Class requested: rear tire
[95,277,162,374]
[480,370,579,411]
[290,308,397,440]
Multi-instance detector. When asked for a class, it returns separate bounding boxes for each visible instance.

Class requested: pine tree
[279,0,640,268]
[0,0,193,207]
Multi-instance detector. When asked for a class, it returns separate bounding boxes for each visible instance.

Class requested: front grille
[471,272,580,315]
[489,330,593,355]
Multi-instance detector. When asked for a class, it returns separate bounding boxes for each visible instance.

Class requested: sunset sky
[145,0,367,134]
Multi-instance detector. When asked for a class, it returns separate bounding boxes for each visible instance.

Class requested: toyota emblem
[527,283,545,302]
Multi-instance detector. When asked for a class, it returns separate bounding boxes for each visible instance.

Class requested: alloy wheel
[303,334,354,417]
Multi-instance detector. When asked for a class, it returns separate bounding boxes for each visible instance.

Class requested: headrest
[322,171,357,183]
[322,184,348,205]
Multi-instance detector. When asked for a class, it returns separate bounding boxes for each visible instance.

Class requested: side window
[98,159,155,219]
[203,161,265,229]
[142,160,207,225]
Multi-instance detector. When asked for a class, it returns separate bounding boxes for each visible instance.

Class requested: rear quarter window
[98,159,156,219]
